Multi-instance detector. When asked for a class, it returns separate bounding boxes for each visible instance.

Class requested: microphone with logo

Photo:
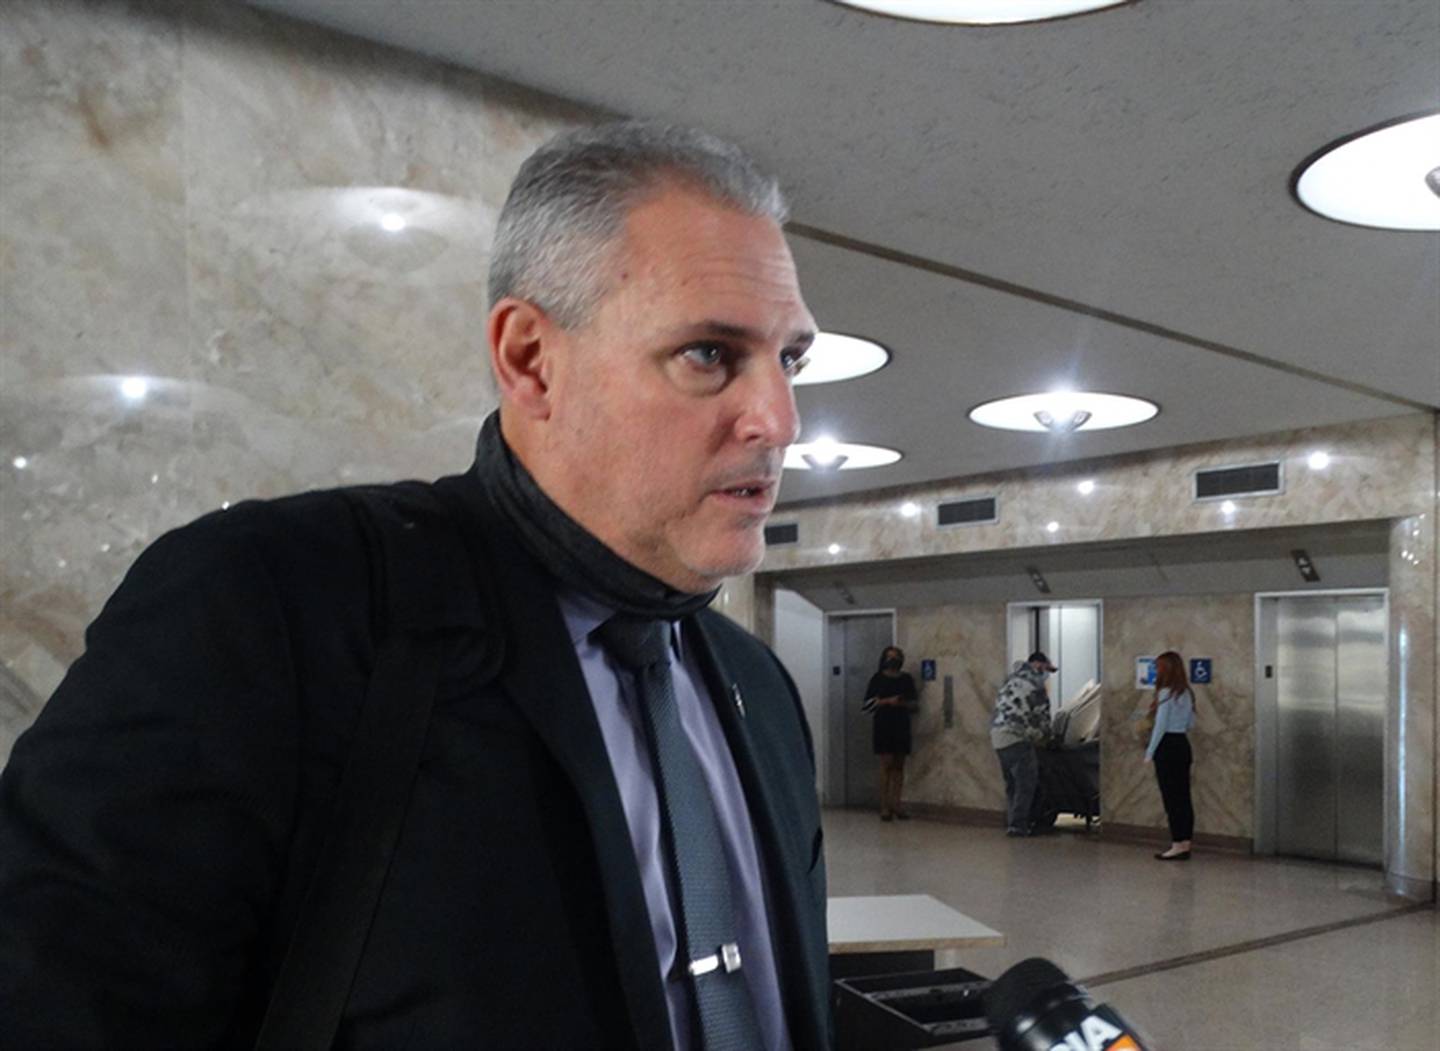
[984,957,1153,1051]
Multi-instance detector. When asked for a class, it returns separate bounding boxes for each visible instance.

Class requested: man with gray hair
[0,121,830,1049]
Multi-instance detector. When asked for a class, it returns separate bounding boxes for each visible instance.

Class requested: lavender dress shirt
[558,592,792,1051]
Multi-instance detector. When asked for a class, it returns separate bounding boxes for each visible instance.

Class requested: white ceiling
[246,0,1439,503]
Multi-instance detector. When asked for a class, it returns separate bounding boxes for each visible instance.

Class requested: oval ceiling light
[792,332,890,386]
[784,438,903,471]
[832,0,1129,26]
[1294,112,1440,231]
[968,391,1158,433]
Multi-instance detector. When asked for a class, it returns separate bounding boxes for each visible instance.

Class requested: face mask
[884,658,902,671]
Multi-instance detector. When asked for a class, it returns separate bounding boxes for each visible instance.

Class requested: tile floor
[823,808,1438,1050]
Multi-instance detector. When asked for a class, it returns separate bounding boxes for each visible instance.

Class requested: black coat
[0,467,831,1049]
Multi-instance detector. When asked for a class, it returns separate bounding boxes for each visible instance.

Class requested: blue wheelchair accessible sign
[1135,657,1156,688]
[920,659,937,682]
[1190,658,1213,684]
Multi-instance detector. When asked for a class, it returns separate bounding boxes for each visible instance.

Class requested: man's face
[536,185,813,593]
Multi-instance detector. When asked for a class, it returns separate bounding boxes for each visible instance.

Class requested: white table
[827,894,1003,979]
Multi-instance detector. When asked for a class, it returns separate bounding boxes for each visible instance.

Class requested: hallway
[824,808,1438,1049]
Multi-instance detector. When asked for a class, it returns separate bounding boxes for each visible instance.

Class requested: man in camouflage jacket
[990,652,1057,836]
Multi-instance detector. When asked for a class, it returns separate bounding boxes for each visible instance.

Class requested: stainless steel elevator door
[1272,595,1386,865]
[1275,598,1338,859]
[1334,597,1386,864]
[826,614,893,809]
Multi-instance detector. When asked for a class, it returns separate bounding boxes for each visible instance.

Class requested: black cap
[1028,651,1058,672]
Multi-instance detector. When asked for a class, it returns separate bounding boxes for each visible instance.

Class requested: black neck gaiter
[472,412,719,620]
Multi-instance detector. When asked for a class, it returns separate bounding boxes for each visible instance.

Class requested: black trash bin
[834,967,993,1050]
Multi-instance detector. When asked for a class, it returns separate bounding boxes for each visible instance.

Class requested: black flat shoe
[1155,850,1191,861]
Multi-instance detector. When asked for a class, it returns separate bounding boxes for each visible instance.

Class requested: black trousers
[1153,733,1194,841]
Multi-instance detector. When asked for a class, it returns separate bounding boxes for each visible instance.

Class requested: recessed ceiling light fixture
[1307,450,1331,471]
[1077,479,1096,495]
[1294,112,1440,230]
[792,332,890,386]
[119,376,150,402]
[832,0,1129,26]
[379,212,407,232]
[785,439,903,471]
[968,391,1158,433]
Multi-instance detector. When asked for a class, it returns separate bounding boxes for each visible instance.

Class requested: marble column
[1387,509,1437,900]
[752,575,777,648]
[713,575,756,634]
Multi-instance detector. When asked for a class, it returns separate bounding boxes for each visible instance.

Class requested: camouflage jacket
[990,661,1053,749]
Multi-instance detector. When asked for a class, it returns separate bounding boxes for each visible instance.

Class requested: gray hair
[487,120,789,329]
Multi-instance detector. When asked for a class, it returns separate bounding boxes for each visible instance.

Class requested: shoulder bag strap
[253,627,446,1050]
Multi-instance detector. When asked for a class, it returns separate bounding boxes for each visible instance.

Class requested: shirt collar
[557,589,685,658]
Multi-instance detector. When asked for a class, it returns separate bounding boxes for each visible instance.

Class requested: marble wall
[1100,594,1255,840]
[895,603,1009,813]
[0,0,594,760]
[763,414,1435,574]
[893,595,1255,840]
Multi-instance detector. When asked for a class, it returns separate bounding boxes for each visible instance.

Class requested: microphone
[984,957,1152,1051]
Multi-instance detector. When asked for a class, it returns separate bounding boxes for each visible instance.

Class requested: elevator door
[1271,594,1386,865]
[826,613,894,809]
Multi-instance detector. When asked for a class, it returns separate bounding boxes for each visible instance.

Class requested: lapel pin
[731,684,746,717]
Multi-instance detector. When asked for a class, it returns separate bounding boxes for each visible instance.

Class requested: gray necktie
[595,615,763,1051]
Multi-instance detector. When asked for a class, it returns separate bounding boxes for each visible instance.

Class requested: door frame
[1252,588,1389,857]
[823,608,896,808]
[1005,598,1105,712]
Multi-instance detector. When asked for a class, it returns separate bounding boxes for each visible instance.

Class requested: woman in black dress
[865,646,919,821]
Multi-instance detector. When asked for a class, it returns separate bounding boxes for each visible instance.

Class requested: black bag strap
[254,485,488,1050]
[253,629,445,1050]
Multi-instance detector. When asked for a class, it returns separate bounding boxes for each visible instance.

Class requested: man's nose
[736,358,801,449]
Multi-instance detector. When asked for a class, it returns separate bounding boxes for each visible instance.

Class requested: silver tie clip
[687,942,743,977]
[731,684,746,717]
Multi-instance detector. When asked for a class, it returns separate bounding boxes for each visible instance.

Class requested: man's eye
[782,351,810,377]
[681,343,726,368]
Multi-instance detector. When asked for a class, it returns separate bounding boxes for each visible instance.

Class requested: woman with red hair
[1145,651,1196,860]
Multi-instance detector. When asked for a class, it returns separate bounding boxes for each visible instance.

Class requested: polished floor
[823,808,1439,1050]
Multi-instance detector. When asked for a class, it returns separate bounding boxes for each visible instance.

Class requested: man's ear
[488,297,558,420]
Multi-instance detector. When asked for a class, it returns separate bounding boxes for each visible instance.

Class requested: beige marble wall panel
[713,575,757,635]
[1100,594,1255,840]
[895,603,1008,812]
[177,2,584,435]
[764,414,1435,572]
[1389,513,1436,896]
[1,1,190,390]
[0,0,600,762]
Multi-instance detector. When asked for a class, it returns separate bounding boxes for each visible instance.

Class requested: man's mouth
[712,479,778,504]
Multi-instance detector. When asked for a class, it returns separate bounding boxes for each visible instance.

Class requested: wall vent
[763,522,799,546]
[1194,462,1283,501]
[937,496,998,527]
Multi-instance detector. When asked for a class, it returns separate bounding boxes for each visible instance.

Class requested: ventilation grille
[1194,462,1282,500]
[937,496,998,527]
[763,522,799,546]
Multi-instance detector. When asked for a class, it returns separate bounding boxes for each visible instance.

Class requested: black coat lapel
[432,474,673,1050]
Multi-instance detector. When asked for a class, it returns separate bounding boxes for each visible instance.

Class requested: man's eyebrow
[673,320,817,348]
